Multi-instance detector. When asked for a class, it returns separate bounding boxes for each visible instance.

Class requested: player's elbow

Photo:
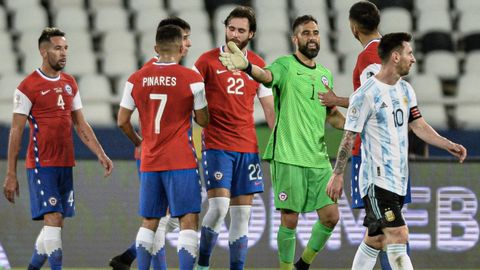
[194,107,209,127]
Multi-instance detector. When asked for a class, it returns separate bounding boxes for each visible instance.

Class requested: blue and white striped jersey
[344,76,419,197]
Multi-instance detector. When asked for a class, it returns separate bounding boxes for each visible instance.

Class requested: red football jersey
[194,47,270,153]
[13,69,82,168]
[352,39,381,156]
[120,62,207,172]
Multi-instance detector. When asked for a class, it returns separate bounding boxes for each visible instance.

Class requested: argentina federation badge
[385,209,395,222]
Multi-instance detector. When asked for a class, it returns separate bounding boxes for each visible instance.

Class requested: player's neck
[294,51,316,67]
[157,54,180,64]
[359,32,381,47]
[40,64,61,78]
[375,66,401,85]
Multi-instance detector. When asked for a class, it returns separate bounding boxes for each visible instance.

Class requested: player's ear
[154,44,160,55]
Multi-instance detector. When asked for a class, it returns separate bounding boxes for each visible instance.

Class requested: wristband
[244,62,253,76]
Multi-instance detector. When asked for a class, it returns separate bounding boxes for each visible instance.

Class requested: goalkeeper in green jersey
[219,15,345,270]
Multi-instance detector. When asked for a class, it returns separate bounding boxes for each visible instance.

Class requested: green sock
[301,221,333,264]
[277,225,296,268]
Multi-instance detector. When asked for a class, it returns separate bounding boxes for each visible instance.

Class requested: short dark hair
[155,24,183,51]
[38,27,65,48]
[378,32,413,62]
[157,16,190,31]
[224,6,257,33]
[292,15,318,33]
[349,1,380,34]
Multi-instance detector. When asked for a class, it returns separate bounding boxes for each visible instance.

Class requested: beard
[49,58,65,71]
[226,36,250,51]
[299,41,320,59]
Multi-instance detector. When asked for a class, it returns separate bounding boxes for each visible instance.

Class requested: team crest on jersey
[403,96,408,106]
[64,84,73,95]
[384,209,395,222]
[278,192,288,201]
[321,76,329,87]
[48,197,58,206]
[214,171,223,180]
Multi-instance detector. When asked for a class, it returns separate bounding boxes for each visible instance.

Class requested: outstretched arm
[409,117,467,162]
[326,130,357,202]
[326,107,345,130]
[219,41,273,84]
[72,109,113,177]
[3,113,27,203]
[319,85,349,108]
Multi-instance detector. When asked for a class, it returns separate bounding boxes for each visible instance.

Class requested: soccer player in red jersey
[110,17,190,270]
[194,6,275,270]
[117,25,209,270]
[3,27,113,270]
[319,2,412,269]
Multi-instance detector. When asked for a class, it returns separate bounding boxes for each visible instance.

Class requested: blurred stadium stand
[0,0,479,156]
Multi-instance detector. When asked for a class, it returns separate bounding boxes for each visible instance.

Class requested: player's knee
[43,212,63,227]
[364,235,384,250]
[142,218,160,231]
[281,209,299,229]
[179,213,199,231]
[321,211,340,228]
[202,197,230,231]
[385,226,409,244]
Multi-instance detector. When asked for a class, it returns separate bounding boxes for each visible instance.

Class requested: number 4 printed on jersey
[150,94,168,134]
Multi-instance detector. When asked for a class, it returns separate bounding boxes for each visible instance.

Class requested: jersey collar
[293,54,316,69]
[363,38,381,51]
[36,68,61,81]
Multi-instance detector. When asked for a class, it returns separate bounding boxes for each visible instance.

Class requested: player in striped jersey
[327,32,466,270]
[319,2,413,269]
[219,15,345,270]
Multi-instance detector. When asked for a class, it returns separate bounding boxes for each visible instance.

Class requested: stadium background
[0,0,479,268]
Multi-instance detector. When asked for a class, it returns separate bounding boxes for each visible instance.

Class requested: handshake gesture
[219,41,250,71]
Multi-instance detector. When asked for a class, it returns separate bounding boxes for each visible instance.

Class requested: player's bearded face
[298,38,320,59]
[46,36,67,71]
[225,18,253,51]
[397,42,416,76]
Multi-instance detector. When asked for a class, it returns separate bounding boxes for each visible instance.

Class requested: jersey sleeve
[120,81,136,110]
[344,91,372,133]
[359,63,381,86]
[406,82,422,122]
[257,84,272,98]
[190,82,207,110]
[12,89,32,115]
[72,91,83,111]
[264,59,287,89]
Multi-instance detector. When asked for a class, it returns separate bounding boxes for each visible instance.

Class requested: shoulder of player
[246,50,266,66]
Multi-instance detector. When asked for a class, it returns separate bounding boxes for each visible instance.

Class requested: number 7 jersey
[120,62,207,172]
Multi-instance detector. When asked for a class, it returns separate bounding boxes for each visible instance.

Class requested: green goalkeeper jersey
[263,54,333,168]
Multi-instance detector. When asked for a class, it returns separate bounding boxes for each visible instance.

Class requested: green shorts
[270,160,335,213]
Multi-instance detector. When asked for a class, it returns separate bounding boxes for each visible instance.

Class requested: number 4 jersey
[13,69,82,169]
[120,62,207,172]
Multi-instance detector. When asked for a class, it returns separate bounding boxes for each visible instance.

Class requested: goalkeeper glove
[219,41,250,71]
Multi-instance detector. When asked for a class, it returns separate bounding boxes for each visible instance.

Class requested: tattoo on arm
[80,129,90,143]
[333,131,357,175]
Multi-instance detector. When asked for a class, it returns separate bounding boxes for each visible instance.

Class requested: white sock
[35,228,47,255]
[387,244,413,270]
[228,205,251,243]
[201,197,230,233]
[152,225,166,256]
[136,227,155,253]
[177,229,198,258]
[43,226,62,256]
[351,241,379,270]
